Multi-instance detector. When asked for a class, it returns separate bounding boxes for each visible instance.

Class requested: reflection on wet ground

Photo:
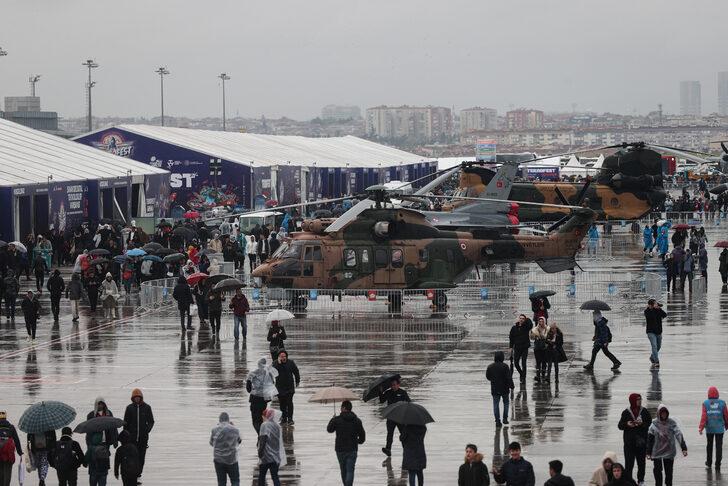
[1,230,728,484]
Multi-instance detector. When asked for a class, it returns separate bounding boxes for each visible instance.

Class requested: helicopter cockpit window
[277,241,303,259]
[391,248,403,268]
[312,246,322,261]
[361,249,370,264]
[374,249,388,268]
[344,248,357,268]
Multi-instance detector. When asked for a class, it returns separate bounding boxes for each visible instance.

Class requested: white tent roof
[0,118,168,187]
[81,125,431,169]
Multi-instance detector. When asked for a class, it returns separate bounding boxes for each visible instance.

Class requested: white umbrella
[9,241,27,253]
[265,309,295,322]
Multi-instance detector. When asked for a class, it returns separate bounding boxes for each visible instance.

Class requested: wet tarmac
[2,228,728,485]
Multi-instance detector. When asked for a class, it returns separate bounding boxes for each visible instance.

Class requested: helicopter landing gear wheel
[387,293,402,314]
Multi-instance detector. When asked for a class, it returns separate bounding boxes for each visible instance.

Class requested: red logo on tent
[367,290,377,301]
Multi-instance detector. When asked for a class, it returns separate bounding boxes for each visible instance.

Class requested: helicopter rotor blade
[722,142,728,155]
[553,186,569,206]
[546,215,571,233]
[324,198,375,233]
[574,176,593,205]
[200,195,359,223]
[426,194,584,211]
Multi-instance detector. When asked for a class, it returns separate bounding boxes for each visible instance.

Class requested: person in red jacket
[699,386,728,469]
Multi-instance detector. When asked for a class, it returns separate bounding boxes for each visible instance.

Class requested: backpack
[93,444,110,461]
[33,433,47,449]
[0,427,15,463]
[52,440,76,471]
[120,445,141,477]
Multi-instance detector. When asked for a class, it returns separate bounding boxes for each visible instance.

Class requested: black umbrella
[204,274,232,292]
[580,300,611,311]
[362,373,401,402]
[529,290,556,300]
[90,257,110,265]
[173,227,197,240]
[74,416,125,434]
[142,243,162,253]
[155,247,177,256]
[163,253,187,263]
[213,278,245,292]
[709,183,727,195]
[382,401,434,426]
[89,249,110,257]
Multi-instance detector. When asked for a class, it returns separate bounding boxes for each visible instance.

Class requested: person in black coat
[46,270,65,321]
[644,299,667,369]
[267,320,287,359]
[273,350,301,425]
[544,460,574,486]
[327,400,365,486]
[486,351,514,427]
[207,290,225,335]
[458,444,490,486]
[379,378,411,457]
[617,394,651,485]
[32,253,47,293]
[545,323,565,384]
[113,431,140,486]
[21,291,40,341]
[51,427,86,486]
[172,276,194,332]
[605,463,636,486]
[3,270,19,320]
[122,389,154,482]
[509,315,533,383]
[401,424,426,486]
[493,442,535,486]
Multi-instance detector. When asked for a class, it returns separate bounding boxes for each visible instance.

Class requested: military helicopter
[408,143,667,222]
[249,186,595,312]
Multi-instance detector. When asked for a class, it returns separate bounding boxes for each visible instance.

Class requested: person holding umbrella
[380,378,411,457]
[327,400,366,486]
[0,410,23,486]
[530,294,550,324]
[583,307,621,372]
[401,423,427,486]
[267,320,288,360]
[86,397,118,448]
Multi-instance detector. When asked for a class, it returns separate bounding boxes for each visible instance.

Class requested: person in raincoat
[100,272,120,319]
[401,424,427,486]
[246,358,279,434]
[699,386,728,469]
[719,248,728,286]
[657,225,670,259]
[642,226,654,256]
[257,408,284,486]
[210,412,241,486]
[647,404,687,486]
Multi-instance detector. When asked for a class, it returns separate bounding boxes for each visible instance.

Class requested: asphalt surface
[1,227,728,485]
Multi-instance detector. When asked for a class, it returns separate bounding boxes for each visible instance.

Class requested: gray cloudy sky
[0,0,724,119]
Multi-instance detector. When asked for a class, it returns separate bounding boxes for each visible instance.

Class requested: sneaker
[495,420,502,428]
[382,447,391,457]
[611,363,621,370]
[288,420,295,426]
[502,418,509,425]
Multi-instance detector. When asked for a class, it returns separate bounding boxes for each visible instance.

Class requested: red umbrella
[183,211,201,219]
[714,241,728,248]
[186,272,209,286]
[672,224,693,231]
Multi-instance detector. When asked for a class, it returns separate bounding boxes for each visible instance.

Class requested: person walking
[66,273,83,322]
[584,311,621,371]
[644,300,666,370]
[663,254,676,293]
[3,270,19,320]
[172,276,194,333]
[544,460,574,486]
[267,320,287,360]
[229,289,250,342]
[545,323,565,384]
[257,408,284,486]
[699,386,728,470]
[642,226,653,256]
[680,249,695,292]
[327,400,366,486]
[530,318,549,383]
[27,429,57,486]
[618,394,651,485]
[51,427,86,486]
[698,243,709,280]
[647,404,687,486]
[605,463,636,486]
[46,269,65,321]
[208,290,225,335]
[379,378,411,457]
[486,351,514,427]
[193,281,209,327]
[32,252,48,293]
[100,273,119,319]
[509,315,533,383]
[589,451,618,486]
[492,442,535,486]
[85,429,110,486]
[123,388,155,483]
[246,358,279,434]
[273,350,300,425]
[0,410,23,486]
[21,290,40,341]
[113,431,140,486]
[458,443,490,486]
[210,412,241,486]
[86,267,100,312]
[401,424,427,486]
[719,248,728,286]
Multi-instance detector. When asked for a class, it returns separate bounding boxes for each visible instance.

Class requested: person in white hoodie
[589,451,618,485]
[647,404,687,486]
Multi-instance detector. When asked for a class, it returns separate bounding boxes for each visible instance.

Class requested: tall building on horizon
[365,105,452,142]
[680,80,701,116]
[460,107,498,133]
[719,72,728,116]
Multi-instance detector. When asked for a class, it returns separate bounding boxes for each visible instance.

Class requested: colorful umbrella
[126,248,147,257]
[672,224,693,231]
[183,211,201,219]
[186,272,209,286]
[714,241,728,248]
[18,401,76,434]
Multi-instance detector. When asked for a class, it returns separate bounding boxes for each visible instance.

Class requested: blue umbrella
[18,400,76,433]
[126,248,146,257]
[142,255,163,262]
[113,255,128,264]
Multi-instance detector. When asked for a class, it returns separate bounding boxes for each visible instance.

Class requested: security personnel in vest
[699,386,728,469]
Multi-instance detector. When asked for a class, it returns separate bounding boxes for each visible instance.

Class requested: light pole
[218,73,230,131]
[29,75,41,96]
[155,67,169,126]
[82,59,99,132]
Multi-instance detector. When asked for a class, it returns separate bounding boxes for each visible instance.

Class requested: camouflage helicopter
[410,143,667,223]
[250,187,595,312]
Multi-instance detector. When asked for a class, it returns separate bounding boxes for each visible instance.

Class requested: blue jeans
[492,393,509,422]
[89,472,107,486]
[258,462,280,486]
[214,461,240,486]
[233,314,247,340]
[336,451,357,486]
[647,333,662,363]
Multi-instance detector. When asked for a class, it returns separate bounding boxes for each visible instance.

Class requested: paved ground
[2,228,728,485]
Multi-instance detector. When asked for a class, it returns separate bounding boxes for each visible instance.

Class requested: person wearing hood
[257,408,284,486]
[618,393,651,485]
[0,410,24,486]
[46,269,65,321]
[486,351,514,427]
[113,430,140,486]
[100,272,119,319]
[86,397,118,448]
[3,270,19,320]
[584,311,621,371]
[647,404,687,486]
[530,317,549,383]
[246,358,279,433]
[51,426,86,486]
[492,442,534,486]
[172,276,194,333]
[605,463,636,486]
[327,400,366,486]
[458,443,490,486]
[66,273,83,322]
[589,451,618,486]
[123,388,155,483]
[401,423,427,486]
[642,226,654,256]
[509,315,533,383]
[699,386,728,469]
[210,412,241,486]
[543,460,574,486]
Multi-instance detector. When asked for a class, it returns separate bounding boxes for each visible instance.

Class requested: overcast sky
[0,0,724,120]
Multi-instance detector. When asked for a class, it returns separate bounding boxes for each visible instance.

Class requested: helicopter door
[388,248,406,285]
[373,248,389,285]
[302,245,323,284]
